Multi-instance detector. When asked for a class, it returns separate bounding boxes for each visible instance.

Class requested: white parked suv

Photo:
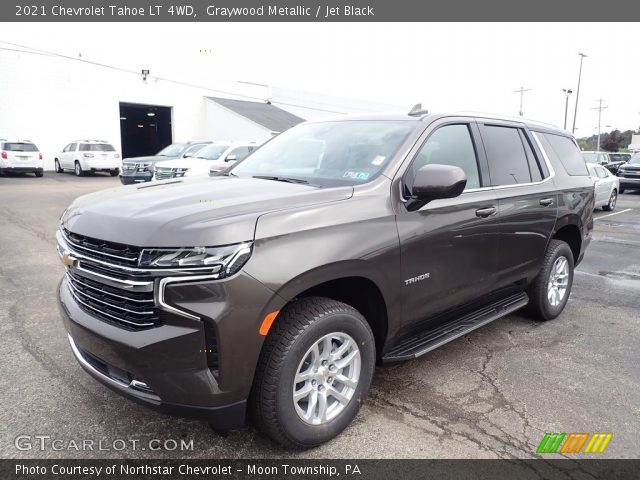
[0,139,44,177]
[154,142,258,180]
[55,140,121,177]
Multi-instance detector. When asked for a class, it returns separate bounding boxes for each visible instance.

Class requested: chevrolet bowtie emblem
[62,251,78,268]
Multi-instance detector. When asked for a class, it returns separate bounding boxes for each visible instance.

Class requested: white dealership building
[0,47,397,170]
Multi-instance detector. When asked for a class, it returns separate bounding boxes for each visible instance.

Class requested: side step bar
[382,292,529,363]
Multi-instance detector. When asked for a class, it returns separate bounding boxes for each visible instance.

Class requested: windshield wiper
[252,175,309,184]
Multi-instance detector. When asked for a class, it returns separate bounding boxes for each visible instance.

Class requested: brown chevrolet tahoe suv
[56,109,594,448]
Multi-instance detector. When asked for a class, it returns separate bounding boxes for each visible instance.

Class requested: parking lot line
[594,208,632,220]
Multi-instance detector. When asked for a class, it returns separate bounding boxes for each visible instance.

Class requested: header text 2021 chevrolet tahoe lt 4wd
[56,111,594,448]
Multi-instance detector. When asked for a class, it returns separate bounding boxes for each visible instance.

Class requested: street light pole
[514,86,531,117]
[572,53,587,134]
[592,99,608,153]
[563,89,573,130]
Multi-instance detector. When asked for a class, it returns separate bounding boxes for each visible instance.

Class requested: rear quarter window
[536,132,588,176]
[79,143,116,152]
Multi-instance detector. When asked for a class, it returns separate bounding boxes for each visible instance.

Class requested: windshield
[582,152,598,163]
[79,143,115,152]
[157,143,187,157]
[2,142,38,152]
[609,153,629,163]
[230,120,415,187]
[194,144,230,160]
[629,154,640,165]
[182,144,208,157]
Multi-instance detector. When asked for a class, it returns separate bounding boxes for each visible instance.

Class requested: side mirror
[225,154,237,162]
[406,164,467,211]
[183,151,194,158]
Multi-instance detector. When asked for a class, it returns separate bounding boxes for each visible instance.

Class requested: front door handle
[540,198,554,207]
[475,207,497,218]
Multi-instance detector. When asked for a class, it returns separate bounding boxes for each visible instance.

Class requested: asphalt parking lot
[1,173,639,459]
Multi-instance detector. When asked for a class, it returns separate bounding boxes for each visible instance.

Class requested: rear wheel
[250,296,375,449]
[527,240,574,321]
[54,159,63,173]
[603,189,617,211]
[34,171,43,177]
[619,186,625,194]
[74,161,84,177]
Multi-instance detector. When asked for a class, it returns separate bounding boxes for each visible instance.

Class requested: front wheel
[110,168,119,177]
[527,240,574,321]
[250,297,376,449]
[54,159,63,173]
[603,189,617,211]
[619,186,625,194]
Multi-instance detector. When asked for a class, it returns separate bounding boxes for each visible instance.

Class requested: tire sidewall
[540,243,574,319]
[275,311,375,446]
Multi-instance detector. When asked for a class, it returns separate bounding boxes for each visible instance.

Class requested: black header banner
[3,0,640,22]
[2,459,640,480]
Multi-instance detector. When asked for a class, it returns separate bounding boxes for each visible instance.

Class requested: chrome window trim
[67,334,160,402]
[399,129,558,202]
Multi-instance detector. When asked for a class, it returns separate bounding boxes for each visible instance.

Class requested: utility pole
[572,53,587,134]
[592,99,608,153]
[563,89,573,130]
[514,87,531,117]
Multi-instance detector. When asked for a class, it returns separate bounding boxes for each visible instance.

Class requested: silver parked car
[587,163,619,211]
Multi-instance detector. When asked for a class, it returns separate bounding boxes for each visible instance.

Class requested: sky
[1,22,638,136]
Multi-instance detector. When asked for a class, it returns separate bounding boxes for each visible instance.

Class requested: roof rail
[408,103,429,117]
[456,111,561,130]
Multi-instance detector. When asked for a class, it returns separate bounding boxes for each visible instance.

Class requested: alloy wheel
[547,256,569,307]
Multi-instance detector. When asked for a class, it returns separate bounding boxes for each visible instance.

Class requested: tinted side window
[69,143,77,152]
[482,126,531,186]
[520,132,543,182]
[595,167,608,178]
[408,124,481,191]
[539,133,589,176]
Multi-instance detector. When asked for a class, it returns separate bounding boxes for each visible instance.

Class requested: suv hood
[62,176,353,247]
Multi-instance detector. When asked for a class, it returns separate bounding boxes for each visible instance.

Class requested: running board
[382,292,529,363]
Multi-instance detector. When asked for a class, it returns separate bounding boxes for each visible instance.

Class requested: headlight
[138,242,252,277]
[137,162,152,172]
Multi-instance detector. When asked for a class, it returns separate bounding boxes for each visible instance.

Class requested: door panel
[397,190,501,327]
[493,184,557,285]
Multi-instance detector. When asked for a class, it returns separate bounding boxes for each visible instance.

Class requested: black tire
[526,240,574,321]
[34,171,43,177]
[110,168,119,177]
[250,296,376,449]
[602,189,617,211]
[74,161,84,177]
[619,186,625,194]
[54,159,63,173]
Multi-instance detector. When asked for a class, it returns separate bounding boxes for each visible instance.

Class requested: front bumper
[120,171,153,185]
[619,176,640,189]
[57,267,283,429]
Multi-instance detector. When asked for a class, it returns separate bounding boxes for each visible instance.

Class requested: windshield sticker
[343,171,370,181]
[371,155,386,166]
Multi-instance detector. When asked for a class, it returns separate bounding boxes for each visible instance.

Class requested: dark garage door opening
[119,103,172,159]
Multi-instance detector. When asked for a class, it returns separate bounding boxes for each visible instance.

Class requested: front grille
[155,167,187,181]
[66,269,160,329]
[122,162,137,173]
[63,228,141,268]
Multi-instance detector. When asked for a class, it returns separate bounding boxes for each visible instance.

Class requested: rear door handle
[475,207,497,218]
[540,198,554,207]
